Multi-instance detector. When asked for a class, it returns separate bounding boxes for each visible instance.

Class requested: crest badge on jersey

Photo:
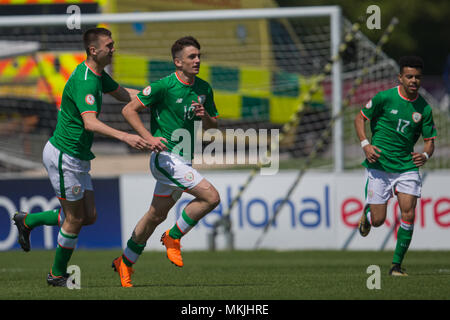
[72,185,81,196]
[184,171,194,182]
[365,100,372,109]
[412,112,422,123]
[85,94,95,105]
[198,95,206,105]
[143,85,152,96]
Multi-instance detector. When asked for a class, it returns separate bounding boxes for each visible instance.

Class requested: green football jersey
[49,61,119,160]
[137,71,219,159]
[360,86,437,173]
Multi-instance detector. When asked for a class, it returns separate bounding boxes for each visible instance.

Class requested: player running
[13,28,150,287]
[354,56,436,276]
[112,36,220,287]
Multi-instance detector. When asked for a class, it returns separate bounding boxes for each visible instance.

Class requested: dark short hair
[171,36,201,59]
[399,56,424,73]
[83,28,112,55]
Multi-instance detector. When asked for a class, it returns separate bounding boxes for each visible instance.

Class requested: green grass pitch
[0,250,449,300]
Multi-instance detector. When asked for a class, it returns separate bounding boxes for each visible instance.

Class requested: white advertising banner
[119,171,450,251]
[335,172,450,250]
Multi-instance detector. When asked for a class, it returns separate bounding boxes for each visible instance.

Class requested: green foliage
[277,0,450,75]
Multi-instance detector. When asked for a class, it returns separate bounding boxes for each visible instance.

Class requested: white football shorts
[43,141,93,201]
[365,168,422,204]
[149,151,203,201]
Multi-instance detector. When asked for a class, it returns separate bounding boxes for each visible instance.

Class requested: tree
[276,0,450,75]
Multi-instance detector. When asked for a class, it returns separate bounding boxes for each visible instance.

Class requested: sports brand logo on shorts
[72,185,81,196]
[365,100,372,109]
[184,171,194,182]
[85,94,95,105]
[143,86,152,96]
[367,189,374,200]
[412,112,422,123]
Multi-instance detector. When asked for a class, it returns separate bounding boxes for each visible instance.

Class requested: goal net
[0,4,448,173]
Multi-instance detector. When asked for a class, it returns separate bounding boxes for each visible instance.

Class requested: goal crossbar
[0,6,343,172]
[0,7,340,26]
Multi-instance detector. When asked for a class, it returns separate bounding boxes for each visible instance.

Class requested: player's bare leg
[367,203,388,227]
[82,190,97,226]
[390,193,416,276]
[184,179,221,221]
[135,195,176,243]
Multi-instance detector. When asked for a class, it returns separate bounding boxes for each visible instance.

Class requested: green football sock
[24,209,60,229]
[364,204,372,225]
[51,229,78,277]
[169,209,198,239]
[122,238,146,267]
[392,220,414,265]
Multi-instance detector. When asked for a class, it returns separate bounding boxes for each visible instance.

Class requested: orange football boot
[161,230,183,267]
[112,256,134,287]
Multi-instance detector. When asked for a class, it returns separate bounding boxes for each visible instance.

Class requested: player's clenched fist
[192,101,206,118]
[363,144,382,163]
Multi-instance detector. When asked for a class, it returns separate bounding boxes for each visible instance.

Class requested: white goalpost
[0,6,344,172]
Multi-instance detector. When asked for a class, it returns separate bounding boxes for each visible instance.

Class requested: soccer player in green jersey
[354,56,436,276]
[13,28,150,287]
[112,36,221,287]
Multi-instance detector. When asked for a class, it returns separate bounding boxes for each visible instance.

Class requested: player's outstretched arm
[81,112,150,151]
[122,98,167,152]
[108,86,140,102]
